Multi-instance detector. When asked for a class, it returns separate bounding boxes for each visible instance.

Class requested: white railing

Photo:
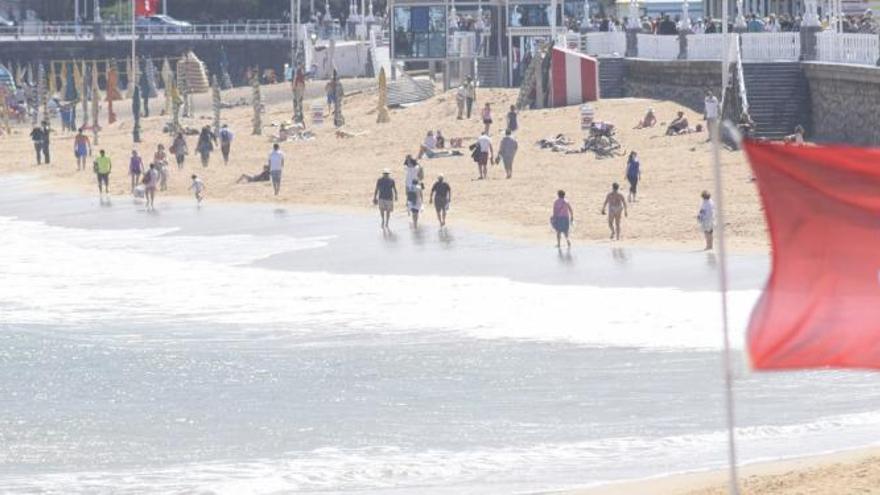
[741,32,800,61]
[637,34,679,60]
[817,31,880,66]
[581,31,627,57]
[0,22,296,41]
[687,33,739,60]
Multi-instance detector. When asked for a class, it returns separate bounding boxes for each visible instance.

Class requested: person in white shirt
[418,131,437,159]
[475,132,494,180]
[268,143,285,196]
[704,90,719,140]
[698,190,715,250]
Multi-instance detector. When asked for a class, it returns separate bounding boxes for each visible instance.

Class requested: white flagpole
[711,124,741,495]
[715,0,740,494]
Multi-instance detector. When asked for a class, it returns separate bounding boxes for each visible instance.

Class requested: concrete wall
[622,59,723,113]
[804,62,880,146]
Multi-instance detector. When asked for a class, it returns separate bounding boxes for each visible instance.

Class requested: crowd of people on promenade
[576,8,880,35]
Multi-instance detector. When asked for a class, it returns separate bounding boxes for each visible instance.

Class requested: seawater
[1,178,878,494]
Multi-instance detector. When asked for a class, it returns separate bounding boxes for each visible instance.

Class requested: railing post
[626,29,639,57]
[800,26,821,61]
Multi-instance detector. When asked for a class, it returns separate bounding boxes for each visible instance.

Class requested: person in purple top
[129,150,143,193]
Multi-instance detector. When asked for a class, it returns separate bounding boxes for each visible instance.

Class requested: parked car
[136,15,192,33]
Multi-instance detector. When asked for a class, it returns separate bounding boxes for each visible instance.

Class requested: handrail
[735,37,749,118]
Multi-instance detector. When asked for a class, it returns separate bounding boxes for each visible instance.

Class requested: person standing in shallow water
[128,150,143,193]
[93,149,112,195]
[373,169,397,230]
[73,128,91,171]
[551,190,574,248]
[698,190,715,250]
[142,163,160,211]
[602,182,628,241]
[429,174,451,227]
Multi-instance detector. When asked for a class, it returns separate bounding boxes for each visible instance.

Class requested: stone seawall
[804,62,880,146]
[622,59,725,113]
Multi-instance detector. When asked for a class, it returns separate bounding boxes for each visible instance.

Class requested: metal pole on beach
[131,0,137,95]
[715,0,740,493]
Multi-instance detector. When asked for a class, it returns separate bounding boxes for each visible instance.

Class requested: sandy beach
[0,80,768,252]
[570,447,880,495]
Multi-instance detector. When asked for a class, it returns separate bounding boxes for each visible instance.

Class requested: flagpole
[131,0,136,101]
[711,126,741,495]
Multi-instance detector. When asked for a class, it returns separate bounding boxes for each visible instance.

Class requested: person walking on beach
[456,83,467,120]
[373,169,397,230]
[496,129,518,179]
[404,155,424,186]
[506,104,518,133]
[190,174,206,205]
[196,126,217,167]
[406,179,424,229]
[464,76,476,119]
[474,132,494,180]
[73,128,91,171]
[171,132,188,169]
[625,151,641,203]
[143,163,159,211]
[93,149,112,195]
[698,190,715,250]
[704,90,719,140]
[602,183,628,241]
[39,120,51,164]
[154,144,169,191]
[30,125,47,164]
[129,150,143,193]
[219,124,234,165]
[551,190,574,248]
[429,174,451,227]
[481,103,493,134]
[268,143,285,196]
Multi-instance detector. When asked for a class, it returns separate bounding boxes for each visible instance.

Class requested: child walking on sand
[190,174,206,205]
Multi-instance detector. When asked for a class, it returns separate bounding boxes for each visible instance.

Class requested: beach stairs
[742,62,811,140]
[597,57,626,99]
[386,71,435,106]
[477,57,504,88]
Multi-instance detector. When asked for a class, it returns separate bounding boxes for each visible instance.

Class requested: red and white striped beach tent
[550,46,599,107]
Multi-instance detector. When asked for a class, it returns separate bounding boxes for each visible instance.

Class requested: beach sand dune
[1,82,767,251]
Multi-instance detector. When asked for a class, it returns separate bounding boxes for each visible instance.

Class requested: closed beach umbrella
[64,63,78,102]
[48,62,58,96]
[142,58,159,98]
[105,61,122,102]
[0,63,15,92]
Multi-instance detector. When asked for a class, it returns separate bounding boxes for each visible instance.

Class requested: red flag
[135,0,159,17]
[744,140,880,370]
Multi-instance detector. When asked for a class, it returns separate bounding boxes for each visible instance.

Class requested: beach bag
[470,143,480,162]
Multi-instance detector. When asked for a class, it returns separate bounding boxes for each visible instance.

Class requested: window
[509,4,562,27]
[393,6,446,58]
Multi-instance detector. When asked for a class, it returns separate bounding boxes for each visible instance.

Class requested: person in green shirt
[93,150,112,195]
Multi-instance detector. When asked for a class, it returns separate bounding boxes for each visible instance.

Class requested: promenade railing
[637,34,679,60]
[0,22,296,41]
[816,31,880,66]
[687,33,738,60]
[581,31,627,57]
[740,32,800,61]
